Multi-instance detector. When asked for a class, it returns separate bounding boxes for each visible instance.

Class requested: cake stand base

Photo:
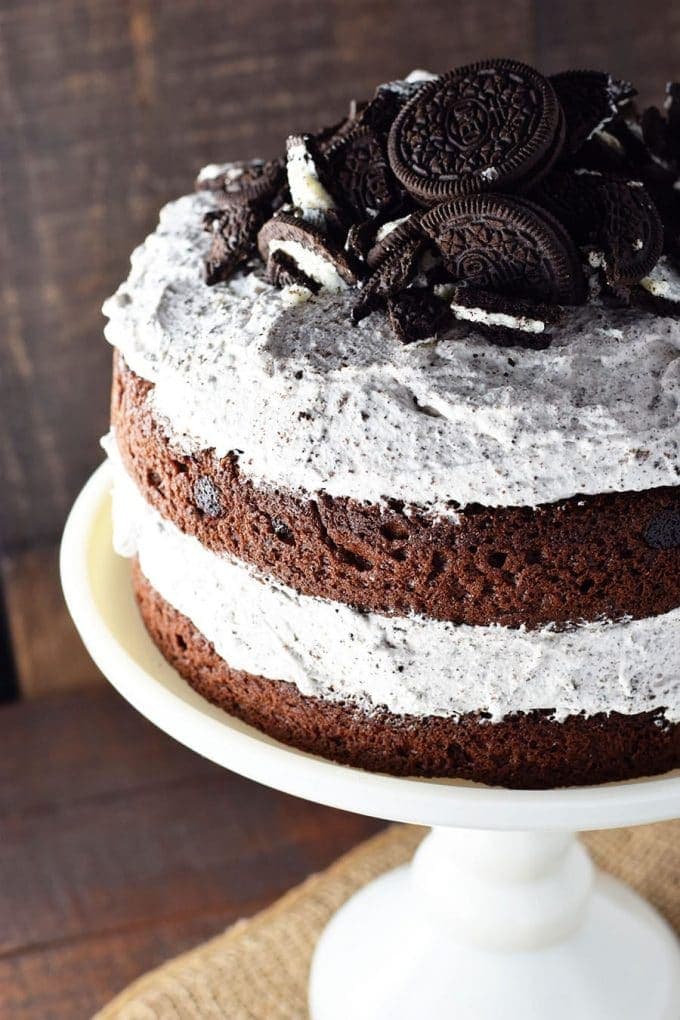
[309,827,680,1020]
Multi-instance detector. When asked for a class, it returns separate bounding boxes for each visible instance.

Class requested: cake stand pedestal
[62,465,680,1020]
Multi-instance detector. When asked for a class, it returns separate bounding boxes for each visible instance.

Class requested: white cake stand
[62,464,680,1020]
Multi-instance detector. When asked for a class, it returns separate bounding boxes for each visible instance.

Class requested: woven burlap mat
[95,821,680,1020]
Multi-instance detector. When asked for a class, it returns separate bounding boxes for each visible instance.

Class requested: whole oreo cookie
[258,212,358,291]
[203,204,263,285]
[387,59,561,203]
[550,71,635,155]
[421,194,586,304]
[352,218,426,322]
[196,158,285,208]
[387,289,451,343]
[324,124,402,219]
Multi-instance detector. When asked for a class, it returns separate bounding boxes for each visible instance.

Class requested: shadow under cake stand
[61,464,680,1020]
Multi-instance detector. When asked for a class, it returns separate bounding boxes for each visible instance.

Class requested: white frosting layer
[103,191,680,513]
[108,447,680,723]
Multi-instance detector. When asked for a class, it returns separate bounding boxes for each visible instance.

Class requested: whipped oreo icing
[103,190,680,512]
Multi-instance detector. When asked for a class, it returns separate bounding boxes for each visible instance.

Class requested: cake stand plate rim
[60,463,680,833]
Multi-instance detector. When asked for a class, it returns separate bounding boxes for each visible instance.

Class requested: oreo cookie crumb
[644,507,680,549]
[387,289,451,343]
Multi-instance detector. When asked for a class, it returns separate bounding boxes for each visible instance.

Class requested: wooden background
[1,0,679,699]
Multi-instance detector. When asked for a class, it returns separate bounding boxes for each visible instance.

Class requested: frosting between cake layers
[106,442,680,724]
[102,191,680,513]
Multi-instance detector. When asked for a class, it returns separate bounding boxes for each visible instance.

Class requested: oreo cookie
[324,125,402,219]
[196,158,285,208]
[258,212,358,292]
[448,286,561,349]
[529,169,603,245]
[421,194,586,304]
[352,218,426,322]
[387,289,451,343]
[550,71,635,155]
[365,215,422,269]
[387,59,561,203]
[266,248,320,294]
[644,506,680,550]
[203,204,263,286]
[532,171,663,286]
[598,180,663,285]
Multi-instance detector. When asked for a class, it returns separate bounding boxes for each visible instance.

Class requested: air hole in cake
[337,548,373,572]
[427,551,447,580]
[487,551,507,568]
[580,578,594,594]
[380,521,410,542]
[176,634,187,651]
[146,469,162,490]
[525,548,542,564]
[171,459,187,475]
[389,547,407,562]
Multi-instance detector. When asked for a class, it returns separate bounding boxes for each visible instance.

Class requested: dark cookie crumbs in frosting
[197,60,680,346]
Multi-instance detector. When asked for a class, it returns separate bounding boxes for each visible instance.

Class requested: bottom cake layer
[133,562,680,789]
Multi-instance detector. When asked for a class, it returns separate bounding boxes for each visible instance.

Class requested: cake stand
[62,464,680,1020]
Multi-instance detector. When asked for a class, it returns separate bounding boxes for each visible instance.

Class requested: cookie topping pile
[197,59,680,347]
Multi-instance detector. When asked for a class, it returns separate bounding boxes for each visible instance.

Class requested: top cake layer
[103,190,680,512]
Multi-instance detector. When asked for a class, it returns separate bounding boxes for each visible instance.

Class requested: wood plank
[535,0,680,104]
[0,688,216,814]
[0,915,239,1020]
[0,771,377,954]
[0,687,381,1018]
[1,545,102,697]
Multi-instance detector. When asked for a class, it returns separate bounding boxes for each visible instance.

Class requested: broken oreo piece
[285,135,339,231]
[387,59,562,203]
[598,180,664,285]
[266,248,320,294]
[448,286,561,349]
[203,204,263,285]
[421,194,586,305]
[196,158,285,208]
[550,71,635,155]
[258,212,358,292]
[324,124,402,219]
[387,289,451,343]
[644,506,680,550]
[353,219,426,322]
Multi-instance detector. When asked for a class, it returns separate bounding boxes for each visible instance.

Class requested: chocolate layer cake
[103,61,680,788]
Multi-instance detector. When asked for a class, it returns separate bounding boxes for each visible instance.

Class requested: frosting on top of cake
[103,191,680,512]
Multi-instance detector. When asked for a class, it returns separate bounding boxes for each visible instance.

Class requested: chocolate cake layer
[134,562,680,789]
[114,356,680,630]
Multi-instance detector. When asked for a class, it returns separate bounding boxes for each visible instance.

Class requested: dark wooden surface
[0,1,679,696]
[0,686,383,1019]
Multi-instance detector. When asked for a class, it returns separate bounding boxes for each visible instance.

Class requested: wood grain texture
[1,545,100,697]
[0,0,679,697]
[0,687,382,1019]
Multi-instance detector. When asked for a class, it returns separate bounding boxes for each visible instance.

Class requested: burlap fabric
[95,821,680,1020]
